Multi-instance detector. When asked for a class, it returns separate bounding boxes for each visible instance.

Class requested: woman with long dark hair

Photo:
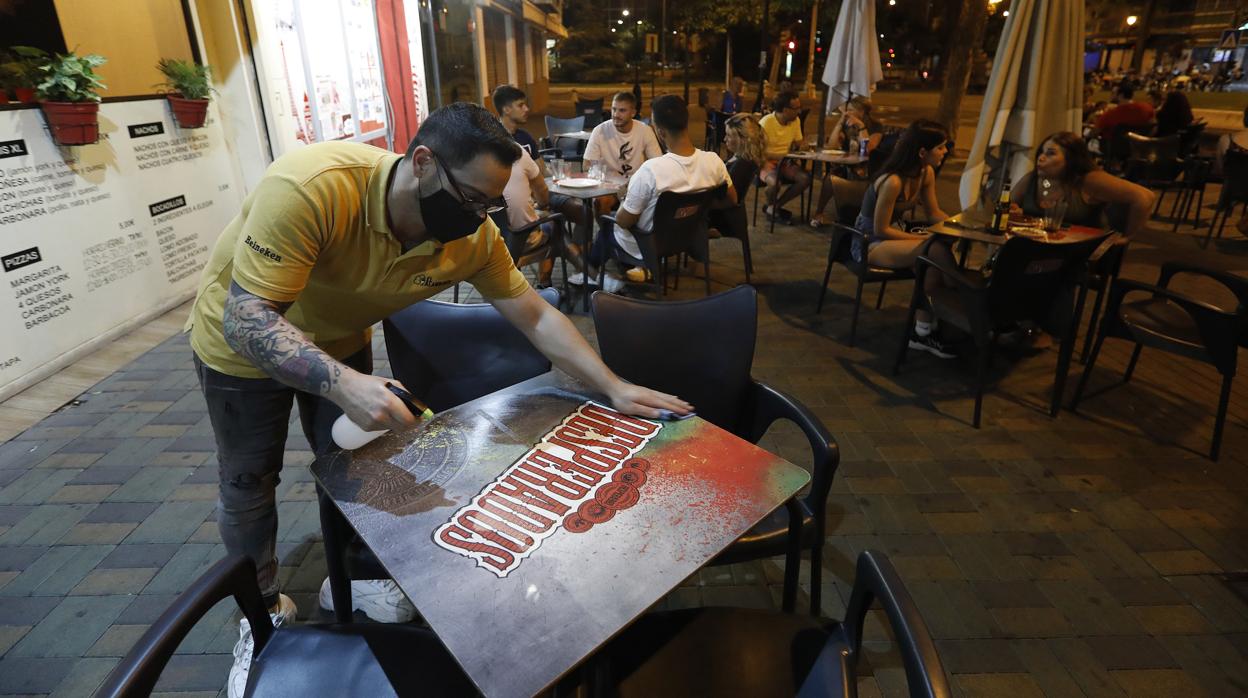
[1011,131,1155,238]
[1154,91,1194,137]
[854,118,959,358]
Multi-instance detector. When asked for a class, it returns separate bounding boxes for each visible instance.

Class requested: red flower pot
[39,101,100,146]
[168,96,209,128]
[14,87,36,103]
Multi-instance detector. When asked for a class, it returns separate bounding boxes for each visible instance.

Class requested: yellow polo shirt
[187,141,529,379]
[759,112,802,160]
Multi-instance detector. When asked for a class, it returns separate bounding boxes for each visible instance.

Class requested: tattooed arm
[222,281,416,431]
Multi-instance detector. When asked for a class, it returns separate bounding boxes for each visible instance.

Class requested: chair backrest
[828,222,858,266]
[640,185,725,261]
[575,98,603,128]
[1125,133,1182,181]
[1221,149,1248,204]
[726,157,758,199]
[985,235,1105,330]
[382,287,559,411]
[487,209,552,265]
[1178,122,1205,157]
[591,285,757,434]
[800,550,951,698]
[544,115,586,159]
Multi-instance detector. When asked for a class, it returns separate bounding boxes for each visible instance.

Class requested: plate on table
[557,178,602,188]
[1009,226,1048,241]
[821,148,847,156]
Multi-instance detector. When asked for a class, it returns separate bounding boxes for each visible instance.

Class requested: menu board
[0,99,242,399]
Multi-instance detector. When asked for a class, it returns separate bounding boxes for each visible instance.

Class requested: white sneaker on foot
[600,272,626,293]
[228,594,296,698]
[567,271,588,285]
[318,577,417,623]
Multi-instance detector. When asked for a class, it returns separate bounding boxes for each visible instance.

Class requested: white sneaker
[568,271,588,285]
[600,273,626,293]
[318,577,417,623]
[228,594,296,698]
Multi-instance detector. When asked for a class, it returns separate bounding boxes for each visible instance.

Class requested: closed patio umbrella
[821,0,883,113]
[959,0,1084,209]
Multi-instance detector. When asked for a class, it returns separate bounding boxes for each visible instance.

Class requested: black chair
[894,234,1106,428]
[599,185,726,297]
[575,97,605,129]
[1072,262,1248,461]
[1165,157,1214,233]
[1177,121,1206,158]
[1205,149,1248,244]
[592,286,840,614]
[489,209,567,285]
[320,289,560,622]
[588,551,950,698]
[704,108,729,153]
[543,115,586,163]
[96,556,475,698]
[816,222,915,346]
[1124,133,1184,218]
[709,158,758,282]
[1076,237,1129,363]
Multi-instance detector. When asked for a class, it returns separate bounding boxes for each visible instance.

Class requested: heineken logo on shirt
[412,273,451,288]
[244,235,282,263]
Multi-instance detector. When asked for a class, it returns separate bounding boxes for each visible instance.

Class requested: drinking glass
[552,159,567,183]
[588,161,604,182]
[1042,200,1068,233]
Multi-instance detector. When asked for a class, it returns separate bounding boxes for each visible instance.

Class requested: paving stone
[1159,634,1248,697]
[1110,668,1205,697]
[1045,638,1128,696]
[69,464,142,485]
[954,673,1045,698]
[48,656,120,697]
[1082,635,1180,670]
[933,638,1024,674]
[86,624,149,657]
[149,653,232,693]
[0,596,60,625]
[1166,575,1248,633]
[106,466,192,503]
[7,595,131,657]
[0,624,30,654]
[125,501,214,544]
[144,544,222,595]
[57,522,137,545]
[70,567,157,596]
[98,543,182,570]
[116,594,180,625]
[0,545,45,571]
[990,607,1075,638]
[0,503,94,547]
[0,657,78,693]
[82,501,160,524]
[0,545,113,597]
[1141,549,1223,575]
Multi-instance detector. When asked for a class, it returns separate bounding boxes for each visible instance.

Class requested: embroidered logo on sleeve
[243,236,282,263]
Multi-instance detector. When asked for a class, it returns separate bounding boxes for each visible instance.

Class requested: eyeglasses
[433,153,507,215]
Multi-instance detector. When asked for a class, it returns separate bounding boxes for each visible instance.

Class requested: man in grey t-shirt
[583,91,663,179]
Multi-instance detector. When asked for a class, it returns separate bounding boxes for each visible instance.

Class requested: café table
[547,176,623,311]
[551,129,594,142]
[925,207,1119,267]
[312,372,811,698]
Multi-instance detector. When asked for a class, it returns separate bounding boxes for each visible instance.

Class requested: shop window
[263,0,388,145]
[427,0,479,106]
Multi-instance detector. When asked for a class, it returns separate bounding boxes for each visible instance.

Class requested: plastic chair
[575,97,605,129]
[599,185,726,297]
[587,551,950,698]
[1165,157,1214,233]
[96,556,475,698]
[1076,237,1129,364]
[1205,149,1248,244]
[543,115,586,163]
[816,222,916,346]
[1072,262,1248,460]
[319,288,560,622]
[708,158,757,282]
[488,209,568,290]
[591,286,840,614]
[1124,133,1183,217]
[894,234,1107,428]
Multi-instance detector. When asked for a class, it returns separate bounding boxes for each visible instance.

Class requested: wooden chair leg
[1123,344,1143,382]
[875,280,888,309]
[849,279,866,346]
[1211,373,1233,461]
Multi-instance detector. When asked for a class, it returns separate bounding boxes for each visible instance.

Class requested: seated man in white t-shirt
[584,91,663,180]
[613,94,736,282]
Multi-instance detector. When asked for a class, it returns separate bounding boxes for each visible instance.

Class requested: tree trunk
[684,31,692,103]
[754,0,771,112]
[725,31,732,90]
[935,0,989,137]
[1129,0,1159,73]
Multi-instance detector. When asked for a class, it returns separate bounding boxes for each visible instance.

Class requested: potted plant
[35,51,107,146]
[2,46,47,103]
[156,58,212,128]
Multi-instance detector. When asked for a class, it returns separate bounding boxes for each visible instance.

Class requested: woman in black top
[1154,91,1194,138]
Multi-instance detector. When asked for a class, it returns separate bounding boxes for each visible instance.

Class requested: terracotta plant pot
[14,87,36,103]
[39,101,100,146]
[168,95,209,128]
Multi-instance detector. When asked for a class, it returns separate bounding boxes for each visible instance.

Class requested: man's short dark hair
[406,102,521,169]
[650,94,688,134]
[491,84,526,113]
[611,91,637,108]
[1116,84,1134,100]
[771,90,798,114]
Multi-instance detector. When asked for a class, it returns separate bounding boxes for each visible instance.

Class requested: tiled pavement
[2,170,1248,696]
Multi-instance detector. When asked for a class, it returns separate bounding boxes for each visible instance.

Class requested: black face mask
[419,187,485,243]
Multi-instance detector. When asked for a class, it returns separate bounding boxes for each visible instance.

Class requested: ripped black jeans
[194,347,372,607]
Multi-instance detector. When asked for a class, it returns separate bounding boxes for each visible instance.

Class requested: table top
[551,130,594,141]
[311,372,810,698]
[926,208,1111,245]
[546,177,621,199]
[786,150,869,165]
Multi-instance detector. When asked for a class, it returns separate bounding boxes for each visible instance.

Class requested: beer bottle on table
[991,174,1012,234]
